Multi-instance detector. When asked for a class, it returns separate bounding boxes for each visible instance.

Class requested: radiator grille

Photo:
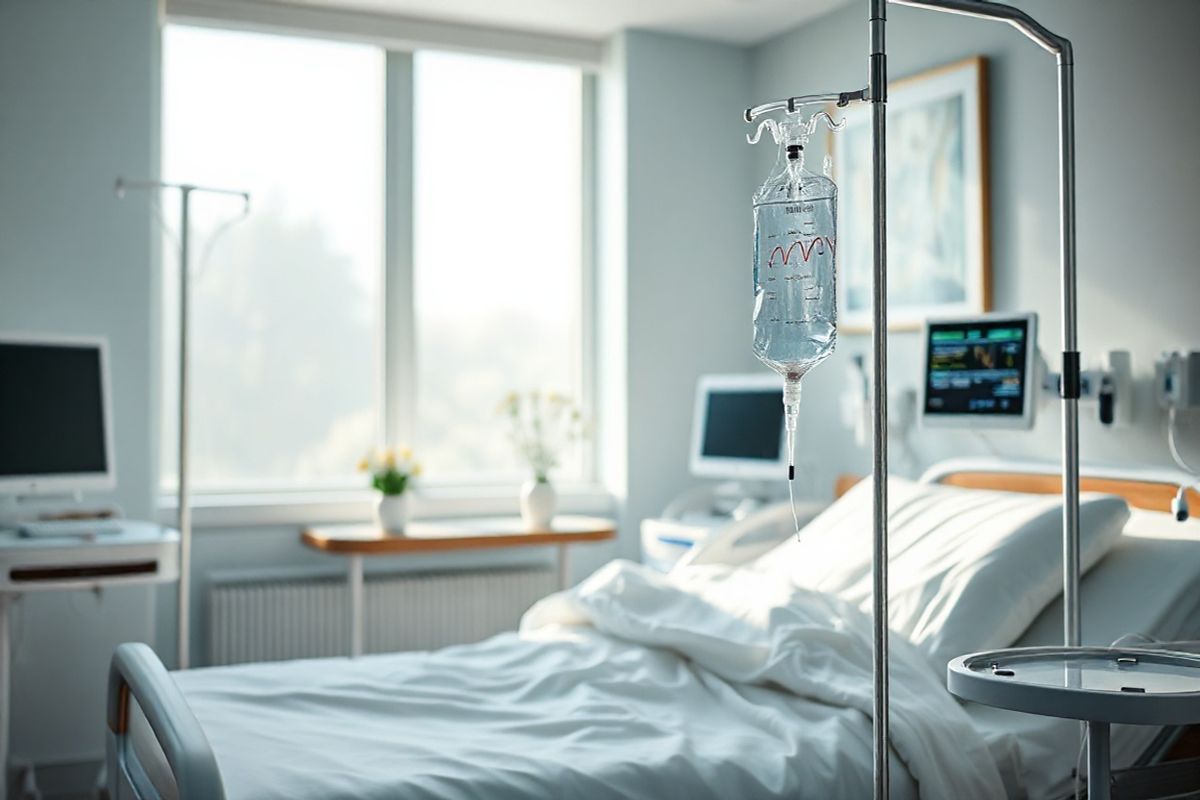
[206,566,557,666]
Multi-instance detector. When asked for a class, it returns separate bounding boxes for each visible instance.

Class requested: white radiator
[206,566,558,666]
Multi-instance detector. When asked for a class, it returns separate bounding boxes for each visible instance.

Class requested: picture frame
[833,56,991,332]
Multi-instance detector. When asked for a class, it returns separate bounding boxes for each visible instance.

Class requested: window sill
[157,483,617,530]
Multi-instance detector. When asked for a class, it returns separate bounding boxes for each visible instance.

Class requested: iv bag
[750,113,841,386]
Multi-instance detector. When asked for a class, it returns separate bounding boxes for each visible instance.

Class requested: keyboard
[18,519,124,538]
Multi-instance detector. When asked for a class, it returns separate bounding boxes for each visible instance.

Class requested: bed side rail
[107,642,226,800]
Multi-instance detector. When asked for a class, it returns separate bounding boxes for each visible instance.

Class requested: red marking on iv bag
[767,236,836,267]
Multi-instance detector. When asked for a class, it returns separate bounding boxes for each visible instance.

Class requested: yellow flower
[411,463,423,477]
[399,446,413,462]
[356,456,370,473]
[383,449,396,468]
[497,391,519,414]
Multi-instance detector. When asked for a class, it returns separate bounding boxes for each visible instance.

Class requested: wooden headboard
[834,471,1199,514]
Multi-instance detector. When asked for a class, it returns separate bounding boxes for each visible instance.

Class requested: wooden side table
[301,515,616,657]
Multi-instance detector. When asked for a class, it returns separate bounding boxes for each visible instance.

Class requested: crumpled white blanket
[523,559,1007,800]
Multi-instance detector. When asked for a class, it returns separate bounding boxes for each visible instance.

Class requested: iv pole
[115,178,251,670]
[890,0,1080,642]
[747,2,1078,797]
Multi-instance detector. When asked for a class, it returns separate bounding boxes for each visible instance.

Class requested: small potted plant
[498,390,586,531]
[358,446,421,533]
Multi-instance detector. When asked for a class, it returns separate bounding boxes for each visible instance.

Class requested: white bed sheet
[137,560,1008,800]
[155,617,923,800]
[964,509,1200,799]
[130,512,1200,800]
[168,630,916,800]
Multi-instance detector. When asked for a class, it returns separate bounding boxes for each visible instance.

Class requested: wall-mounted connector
[1042,350,1132,427]
[1156,351,1200,410]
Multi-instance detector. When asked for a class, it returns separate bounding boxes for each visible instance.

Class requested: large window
[161,26,587,494]
[413,52,584,482]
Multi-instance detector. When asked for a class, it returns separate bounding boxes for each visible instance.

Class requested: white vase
[376,493,409,533]
[520,480,557,531]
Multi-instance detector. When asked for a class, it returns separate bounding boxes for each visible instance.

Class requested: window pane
[161,26,384,492]
[414,52,584,483]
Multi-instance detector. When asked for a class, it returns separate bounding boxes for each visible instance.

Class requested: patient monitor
[0,334,118,532]
[921,313,1038,430]
[0,334,115,495]
[643,375,789,571]
[689,373,787,481]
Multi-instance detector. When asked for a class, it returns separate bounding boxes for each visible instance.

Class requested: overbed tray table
[949,647,1200,800]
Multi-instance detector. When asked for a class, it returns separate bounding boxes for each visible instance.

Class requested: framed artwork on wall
[833,56,991,331]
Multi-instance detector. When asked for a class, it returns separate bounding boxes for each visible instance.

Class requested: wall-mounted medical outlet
[1042,350,1132,427]
[840,354,916,446]
[1101,350,1133,427]
[1155,351,1200,410]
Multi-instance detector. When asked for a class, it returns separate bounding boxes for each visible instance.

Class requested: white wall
[599,30,761,558]
[753,0,1200,496]
[0,0,160,767]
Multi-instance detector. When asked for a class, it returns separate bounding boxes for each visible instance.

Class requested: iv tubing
[1168,408,1200,477]
[783,378,802,538]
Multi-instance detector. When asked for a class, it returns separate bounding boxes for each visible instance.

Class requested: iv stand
[115,178,251,670]
[746,2,1078,798]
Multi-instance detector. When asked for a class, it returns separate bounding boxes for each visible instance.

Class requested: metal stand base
[1088,720,1112,800]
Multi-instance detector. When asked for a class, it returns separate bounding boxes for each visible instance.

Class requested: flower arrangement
[358,446,422,496]
[498,390,586,483]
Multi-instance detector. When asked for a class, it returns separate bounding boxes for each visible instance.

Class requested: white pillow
[753,477,1130,678]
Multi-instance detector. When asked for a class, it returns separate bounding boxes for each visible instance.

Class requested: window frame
[157,19,604,520]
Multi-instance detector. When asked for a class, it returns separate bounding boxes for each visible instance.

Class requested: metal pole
[887,0,1081,651]
[1056,52,1081,648]
[868,1,889,797]
[115,178,248,670]
[741,4,1078,796]
[0,594,11,800]
[177,187,192,670]
[1087,721,1111,800]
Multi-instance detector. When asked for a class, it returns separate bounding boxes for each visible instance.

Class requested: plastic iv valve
[748,110,843,534]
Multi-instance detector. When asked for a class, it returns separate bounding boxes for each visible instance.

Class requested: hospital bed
[106,460,1200,800]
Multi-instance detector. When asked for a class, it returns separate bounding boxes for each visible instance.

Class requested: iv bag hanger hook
[746,111,845,146]
[744,89,866,124]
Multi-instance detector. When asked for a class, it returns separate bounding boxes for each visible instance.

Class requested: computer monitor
[689,374,787,480]
[0,334,115,494]
[921,312,1038,429]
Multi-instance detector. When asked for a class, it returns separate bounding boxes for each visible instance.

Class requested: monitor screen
[0,340,111,483]
[701,390,784,461]
[690,376,787,480]
[923,315,1035,428]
